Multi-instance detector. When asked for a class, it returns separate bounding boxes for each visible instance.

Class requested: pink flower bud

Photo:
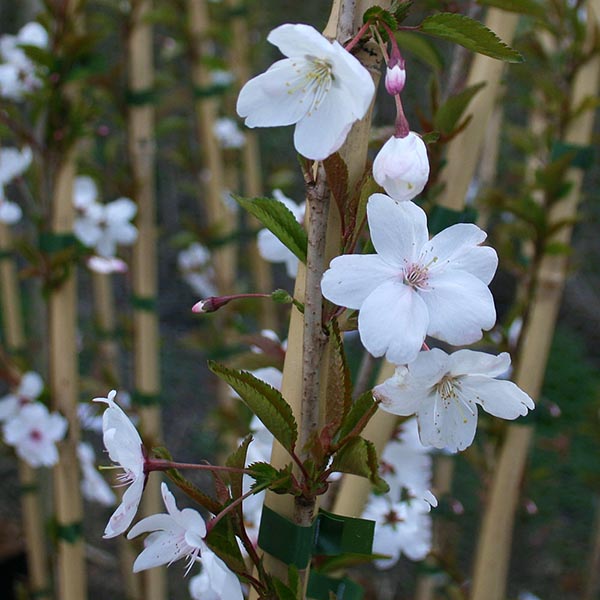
[372,132,430,202]
[385,63,406,95]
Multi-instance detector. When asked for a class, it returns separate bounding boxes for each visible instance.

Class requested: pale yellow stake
[127,1,166,598]
[0,223,50,598]
[471,3,600,599]
[250,1,388,596]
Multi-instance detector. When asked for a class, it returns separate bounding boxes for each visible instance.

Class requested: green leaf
[331,437,389,493]
[434,82,486,135]
[317,552,391,574]
[226,435,252,500]
[544,241,572,256]
[325,321,353,434]
[420,13,523,62]
[272,577,298,600]
[336,390,379,444]
[205,515,247,574]
[233,194,307,263]
[476,0,545,17]
[208,361,298,452]
[363,6,398,30]
[248,462,294,494]
[392,0,414,23]
[395,31,444,71]
[323,153,349,231]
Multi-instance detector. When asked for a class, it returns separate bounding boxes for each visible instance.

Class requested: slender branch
[146,459,252,475]
[206,482,269,533]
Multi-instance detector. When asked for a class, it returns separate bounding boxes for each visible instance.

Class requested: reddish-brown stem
[344,21,372,53]
[146,459,252,475]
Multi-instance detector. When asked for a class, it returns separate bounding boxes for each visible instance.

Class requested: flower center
[403,263,429,290]
[436,375,458,402]
[287,57,333,116]
[29,428,42,442]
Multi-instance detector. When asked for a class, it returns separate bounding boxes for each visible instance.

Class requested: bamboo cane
[436,8,519,211]
[470,3,600,598]
[248,2,387,595]
[49,146,87,600]
[0,223,51,597]
[227,0,276,330]
[127,2,166,599]
[187,0,236,295]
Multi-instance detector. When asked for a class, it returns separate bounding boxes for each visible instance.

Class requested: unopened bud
[192,296,231,313]
[385,62,406,95]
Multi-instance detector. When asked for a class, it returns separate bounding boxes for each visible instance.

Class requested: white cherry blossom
[0,22,48,100]
[237,23,375,160]
[363,495,432,567]
[3,402,67,467]
[373,133,429,202]
[213,117,245,149]
[0,371,44,422]
[178,242,218,298]
[0,146,33,224]
[86,256,128,274]
[189,550,244,600]
[94,390,146,538]
[321,194,498,364]
[374,348,535,452]
[73,178,138,257]
[77,442,117,506]
[257,189,305,278]
[127,482,206,574]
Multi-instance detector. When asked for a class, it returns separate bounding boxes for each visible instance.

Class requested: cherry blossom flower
[363,495,432,567]
[127,482,207,574]
[73,178,138,257]
[0,146,32,224]
[0,22,48,100]
[77,442,117,506]
[86,256,128,274]
[0,371,44,422]
[178,243,218,298]
[213,117,245,149]
[3,403,67,467]
[374,348,535,452]
[94,390,146,538]
[380,418,437,507]
[372,133,429,202]
[321,195,498,364]
[189,550,244,600]
[237,23,375,160]
[257,190,305,278]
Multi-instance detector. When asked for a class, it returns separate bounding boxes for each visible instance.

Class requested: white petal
[358,280,429,364]
[267,23,336,58]
[237,59,312,127]
[449,350,511,378]
[292,86,355,160]
[73,176,98,208]
[19,371,44,399]
[18,23,48,48]
[449,245,498,285]
[0,200,22,224]
[132,535,185,572]
[460,377,534,419]
[0,147,32,183]
[417,392,478,452]
[104,475,144,538]
[127,514,177,539]
[367,194,428,267]
[0,396,19,421]
[257,229,294,263]
[73,218,101,247]
[375,367,428,416]
[105,197,137,222]
[321,254,396,309]
[421,270,496,345]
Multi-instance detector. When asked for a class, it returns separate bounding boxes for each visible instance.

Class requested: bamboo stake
[470,3,600,598]
[187,0,236,295]
[250,2,387,595]
[127,2,166,598]
[0,223,51,597]
[436,8,519,211]
[49,146,86,600]
[227,0,276,330]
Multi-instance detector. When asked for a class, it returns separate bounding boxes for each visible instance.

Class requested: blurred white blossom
[178,242,218,298]
[213,117,245,149]
[78,442,117,506]
[0,146,32,224]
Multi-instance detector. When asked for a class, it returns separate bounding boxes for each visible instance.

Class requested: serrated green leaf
[272,577,298,600]
[336,390,379,444]
[226,435,252,500]
[233,194,307,263]
[325,321,352,434]
[209,361,298,452]
[477,0,545,17]
[363,6,398,30]
[434,82,486,135]
[395,31,444,71]
[249,462,294,494]
[393,0,413,23]
[420,13,523,63]
[331,437,389,492]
